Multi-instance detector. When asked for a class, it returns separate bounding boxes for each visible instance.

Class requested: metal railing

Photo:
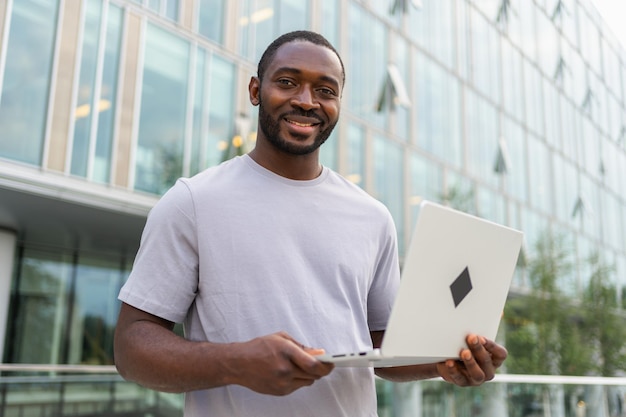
[2,364,626,417]
[0,364,183,417]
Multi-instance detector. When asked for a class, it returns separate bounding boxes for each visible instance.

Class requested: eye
[318,87,337,97]
[277,78,295,87]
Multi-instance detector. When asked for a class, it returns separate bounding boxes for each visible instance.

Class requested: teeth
[288,120,314,127]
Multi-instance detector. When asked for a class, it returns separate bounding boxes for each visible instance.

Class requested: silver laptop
[317,200,523,367]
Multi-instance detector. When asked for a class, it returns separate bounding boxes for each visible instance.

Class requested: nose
[290,86,319,111]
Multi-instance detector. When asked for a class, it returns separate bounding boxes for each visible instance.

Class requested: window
[347,3,387,129]
[319,0,339,45]
[408,0,455,70]
[238,0,310,64]
[527,133,553,215]
[71,1,123,183]
[197,0,225,44]
[373,135,405,253]
[465,89,499,187]
[134,24,190,194]
[523,60,545,137]
[501,40,525,122]
[345,122,366,188]
[189,51,237,175]
[469,8,501,104]
[0,0,60,165]
[204,55,236,169]
[409,152,443,230]
[501,116,528,203]
[7,247,128,365]
[414,52,462,167]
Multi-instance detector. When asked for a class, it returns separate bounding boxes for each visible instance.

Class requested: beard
[257,96,337,156]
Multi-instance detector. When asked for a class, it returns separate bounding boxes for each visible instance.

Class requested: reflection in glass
[71,255,125,365]
[346,122,365,188]
[0,0,60,165]
[347,3,386,128]
[198,0,225,44]
[373,135,404,253]
[7,247,128,365]
[135,24,190,194]
[10,249,72,364]
[206,55,236,168]
[414,51,462,168]
[465,89,498,187]
[409,152,443,229]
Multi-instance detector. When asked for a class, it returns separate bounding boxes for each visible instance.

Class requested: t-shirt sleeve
[118,179,199,323]
[367,210,401,331]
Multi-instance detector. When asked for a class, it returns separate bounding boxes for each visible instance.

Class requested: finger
[287,343,334,377]
[459,348,488,384]
[465,335,496,381]
[482,338,508,368]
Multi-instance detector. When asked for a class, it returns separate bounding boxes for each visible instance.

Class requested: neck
[248,144,322,181]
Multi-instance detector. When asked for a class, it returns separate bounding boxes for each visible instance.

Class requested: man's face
[250,41,343,156]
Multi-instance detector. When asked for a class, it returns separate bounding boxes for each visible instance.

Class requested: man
[114,30,507,416]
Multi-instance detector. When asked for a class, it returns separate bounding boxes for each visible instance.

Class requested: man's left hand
[436,334,507,387]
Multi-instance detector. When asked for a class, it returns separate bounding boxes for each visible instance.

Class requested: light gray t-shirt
[119,154,400,417]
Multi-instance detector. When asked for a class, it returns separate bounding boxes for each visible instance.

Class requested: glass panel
[409,152,443,227]
[414,51,462,167]
[93,4,123,183]
[239,0,275,63]
[205,55,236,168]
[477,186,505,224]
[501,40,525,122]
[71,0,103,178]
[518,0,537,61]
[345,122,365,188]
[502,116,528,203]
[560,96,579,163]
[319,128,338,171]
[198,0,224,44]
[135,24,190,194]
[278,0,308,34]
[527,134,553,215]
[391,35,410,140]
[373,135,404,253]
[69,255,125,365]
[408,0,455,70]
[190,49,207,176]
[465,89,498,187]
[579,118,600,180]
[320,0,338,45]
[579,173,600,238]
[523,60,545,137]
[347,3,386,129]
[0,0,60,165]
[10,248,73,364]
[469,8,501,104]
[535,4,559,78]
[165,0,179,21]
[552,153,577,225]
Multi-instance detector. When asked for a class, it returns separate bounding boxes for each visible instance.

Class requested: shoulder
[324,169,393,216]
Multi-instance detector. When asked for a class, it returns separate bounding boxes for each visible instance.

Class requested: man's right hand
[114,303,333,394]
[225,332,334,396]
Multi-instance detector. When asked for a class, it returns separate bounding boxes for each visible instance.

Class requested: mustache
[281,109,323,123]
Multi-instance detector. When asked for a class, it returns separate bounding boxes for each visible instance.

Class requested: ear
[249,76,260,106]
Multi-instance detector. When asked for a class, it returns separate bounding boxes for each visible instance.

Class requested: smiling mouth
[285,119,319,128]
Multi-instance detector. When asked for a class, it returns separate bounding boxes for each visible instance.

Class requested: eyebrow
[273,66,341,89]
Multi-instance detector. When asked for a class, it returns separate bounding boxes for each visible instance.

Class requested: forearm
[374,363,441,382]
[114,319,239,393]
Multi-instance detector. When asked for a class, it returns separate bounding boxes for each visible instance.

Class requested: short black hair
[257,30,345,86]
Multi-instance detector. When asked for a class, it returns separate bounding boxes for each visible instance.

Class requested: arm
[371,331,507,386]
[114,303,334,395]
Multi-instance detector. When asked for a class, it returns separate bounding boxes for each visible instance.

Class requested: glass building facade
[0,0,625,393]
